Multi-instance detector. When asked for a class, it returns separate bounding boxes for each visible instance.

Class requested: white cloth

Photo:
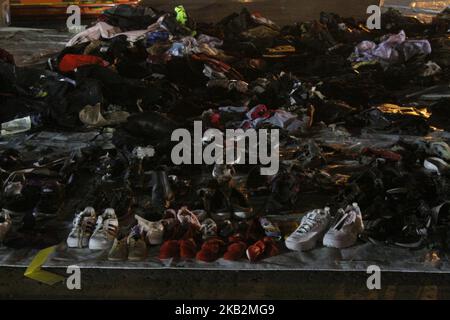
[66,22,151,47]
[66,22,120,47]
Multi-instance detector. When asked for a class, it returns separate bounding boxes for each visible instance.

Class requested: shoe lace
[297,213,319,233]
[82,216,96,234]
[94,216,105,232]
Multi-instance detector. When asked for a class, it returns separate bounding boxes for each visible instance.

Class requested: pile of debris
[0,5,450,263]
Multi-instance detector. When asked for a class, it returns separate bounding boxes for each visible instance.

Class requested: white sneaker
[0,210,12,243]
[323,203,364,249]
[88,208,119,250]
[67,207,97,248]
[285,207,331,251]
[135,215,164,245]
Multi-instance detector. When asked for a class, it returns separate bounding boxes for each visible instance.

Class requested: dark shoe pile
[1,4,450,262]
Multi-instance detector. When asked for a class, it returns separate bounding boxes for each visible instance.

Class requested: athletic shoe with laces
[323,203,364,249]
[88,208,119,250]
[2,180,40,222]
[66,207,97,248]
[32,182,64,221]
[149,170,174,219]
[285,207,331,251]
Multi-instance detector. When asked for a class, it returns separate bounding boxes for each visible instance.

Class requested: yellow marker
[24,246,65,285]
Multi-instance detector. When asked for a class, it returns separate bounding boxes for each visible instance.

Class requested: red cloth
[210,112,221,128]
[248,104,271,120]
[59,54,109,73]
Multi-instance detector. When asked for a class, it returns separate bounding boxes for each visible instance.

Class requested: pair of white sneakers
[285,203,364,251]
[67,207,119,250]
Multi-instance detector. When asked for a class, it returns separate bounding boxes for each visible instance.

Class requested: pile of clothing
[1,4,450,263]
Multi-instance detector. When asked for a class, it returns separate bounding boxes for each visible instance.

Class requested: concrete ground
[1,267,450,299]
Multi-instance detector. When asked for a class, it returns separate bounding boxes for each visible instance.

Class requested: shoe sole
[245,248,252,261]
[148,238,163,245]
[88,242,111,250]
[394,237,425,248]
[285,228,328,252]
[322,235,357,249]
[285,237,318,252]
[107,256,126,261]
[67,240,82,248]
[67,237,90,249]
[128,255,147,261]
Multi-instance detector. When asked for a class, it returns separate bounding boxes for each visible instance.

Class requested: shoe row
[158,234,280,263]
[285,203,364,251]
[107,210,181,261]
[64,203,283,263]
[1,177,64,223]
[66,207,119,250]
[66,203,364,262]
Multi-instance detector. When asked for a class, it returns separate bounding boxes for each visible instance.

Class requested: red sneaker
[263,237,280,257]
[196,238,225,262]
[246,237,280,262]
[179,238,198,259]
[223,241,247,261]
[246,239,266,262]
[158,240,180,260]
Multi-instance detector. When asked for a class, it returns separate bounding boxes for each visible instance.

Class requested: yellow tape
[24,246,65,285]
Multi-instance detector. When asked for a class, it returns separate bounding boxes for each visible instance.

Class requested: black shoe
[148,170,174,220]
[361,217,401,245]
[93,181,133,220]
[32,182,64,221]
[95,152,126,183]
[392,217,430,249]
[209,189,232,222]
[212,164,235,186]
[218,220,236,238]
[264,170,300,214]
[126,158,144,189]
[2,181,40,223]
